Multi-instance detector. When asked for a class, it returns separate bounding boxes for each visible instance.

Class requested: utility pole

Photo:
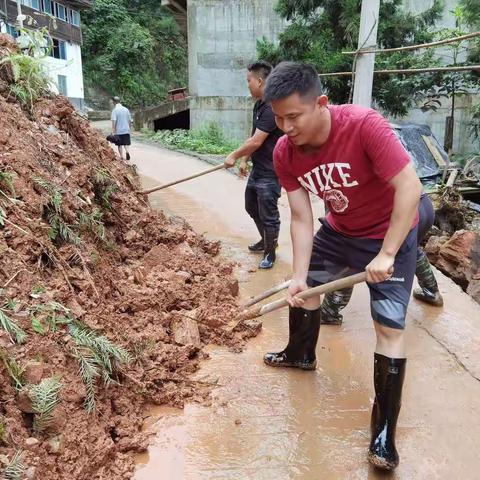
[352,0,380,107]
[16,0,24,28]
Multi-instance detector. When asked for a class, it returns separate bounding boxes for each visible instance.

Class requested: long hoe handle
[240,272,367,321]
[242,279,292,308]
[138,163,225,195]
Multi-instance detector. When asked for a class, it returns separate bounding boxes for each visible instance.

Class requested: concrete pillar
[352,0,380,108]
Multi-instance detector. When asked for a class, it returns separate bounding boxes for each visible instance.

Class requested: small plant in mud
[68,322,131,412]
[78,207,107,243]
[0,307,27,344]
[28,301,72,335]
[33,177,81,246]
[92,168,118,210]
[0,168,16,201]
[0,415,7,444]
[2,450,26,480]
[28,377,62,433]
[0,350,25,390]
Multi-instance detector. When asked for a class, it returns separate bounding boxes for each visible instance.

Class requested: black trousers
[245,173,281,237]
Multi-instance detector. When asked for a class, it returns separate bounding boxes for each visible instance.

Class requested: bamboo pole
[138,163,225,195]
[343,31,480,55]
[318,65,480,78]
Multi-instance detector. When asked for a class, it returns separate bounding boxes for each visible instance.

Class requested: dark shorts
[117,134,131,146]
[307,221,418,330]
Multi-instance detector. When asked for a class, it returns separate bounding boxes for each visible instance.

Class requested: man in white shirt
[111,96,133,161]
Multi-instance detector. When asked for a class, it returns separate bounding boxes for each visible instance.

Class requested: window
[55,2,67,21]
[70,9,80,26]
[6,24,18,38]
[21,0,40,9]
[50,38,67,60]
[57,75,67,96]
[42,0,53,15]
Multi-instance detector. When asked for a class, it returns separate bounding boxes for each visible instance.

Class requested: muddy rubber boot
[248,239,264,252]
[259,231,277,269]
[368,354,406,471]
[413,252,443,307]
[263,306,321,370]
[248,221,265,252]
[320,287,354,325]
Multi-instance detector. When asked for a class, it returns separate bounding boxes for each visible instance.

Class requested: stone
[25,437,39,447]
[133,267,146,285]
[23,361,44,385]
[175,270,191,282]
[67,298,85,318]
[124,230,138,242]
[46,434,64,455]
[172,316,201,348]
[26,466,37,480]
[49,405,67,432]
[467,279,480,305]
[17,388,34,413]
[424,235,449,262]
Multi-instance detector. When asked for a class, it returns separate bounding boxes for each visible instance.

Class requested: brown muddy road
[128,140,480,480]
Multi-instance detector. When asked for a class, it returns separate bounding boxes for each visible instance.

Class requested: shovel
[138,163,225,195]
[239,272,367,321]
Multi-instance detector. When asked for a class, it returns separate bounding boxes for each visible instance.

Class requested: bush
[146,123,239,155]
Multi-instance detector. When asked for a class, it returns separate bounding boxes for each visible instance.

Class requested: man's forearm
[381,185,421,257]
[230,137,263,161]
[291,217,314,281]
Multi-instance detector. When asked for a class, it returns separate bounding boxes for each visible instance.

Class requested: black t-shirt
[250,100,283,178]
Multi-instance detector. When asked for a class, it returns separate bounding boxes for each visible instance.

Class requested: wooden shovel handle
[138,163,225,194]
[240,272,367,320]
[242,279,292,308]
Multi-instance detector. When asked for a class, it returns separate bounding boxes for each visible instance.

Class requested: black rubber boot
[259,231,277,269]
[248,221,265,252]
[413,252,443,307]
[368,353,406,471]
[320,287,354,325]
[263,306,321,370]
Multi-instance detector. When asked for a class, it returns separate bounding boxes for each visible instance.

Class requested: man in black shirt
[224,61,283,269]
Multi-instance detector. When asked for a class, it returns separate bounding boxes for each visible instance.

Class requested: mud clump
[425,188,480,304]
[0,33,258,479]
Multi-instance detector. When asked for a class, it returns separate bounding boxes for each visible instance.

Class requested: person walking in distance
[111,96,133,161]
[224,61,283,269]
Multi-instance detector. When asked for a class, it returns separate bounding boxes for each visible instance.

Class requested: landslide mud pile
[0,34,258,479]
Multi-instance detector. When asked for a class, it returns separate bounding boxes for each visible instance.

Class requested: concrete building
[187,0,285,141]
[0,0,91,110]
[185,0,477,152]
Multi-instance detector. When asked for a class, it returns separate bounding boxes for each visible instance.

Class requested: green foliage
[28,301,72,335]
[69,322,131,412]
[0,309,27,344]
[470,101,480,147]
[0,28,53,112]
[259,0,444,116]
[3,450,26,480]
[33,177,81,246]
[0,169,16,199]
[143,123,240,155]
[0,415,6,444]
[92,169,118,210]
[82,0,187,107]
[0,350,25,390]
[78,208,107,242]
[29,377,62,433]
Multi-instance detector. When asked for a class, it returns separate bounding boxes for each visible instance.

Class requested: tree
[81,0,187,108]
[257,0,444,117]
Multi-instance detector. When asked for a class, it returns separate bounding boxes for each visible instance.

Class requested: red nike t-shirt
[274,104,419,239]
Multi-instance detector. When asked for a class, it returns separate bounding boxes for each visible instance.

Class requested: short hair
[247,60,273,80]
[264,62,323,103]
[112,96,121,103]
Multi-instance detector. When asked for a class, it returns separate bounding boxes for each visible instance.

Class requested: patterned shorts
[307,221,418,330]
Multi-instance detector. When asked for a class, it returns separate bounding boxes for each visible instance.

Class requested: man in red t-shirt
[263,62,424,471]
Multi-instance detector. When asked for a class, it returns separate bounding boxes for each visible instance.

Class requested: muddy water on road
[131,143,480,480]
